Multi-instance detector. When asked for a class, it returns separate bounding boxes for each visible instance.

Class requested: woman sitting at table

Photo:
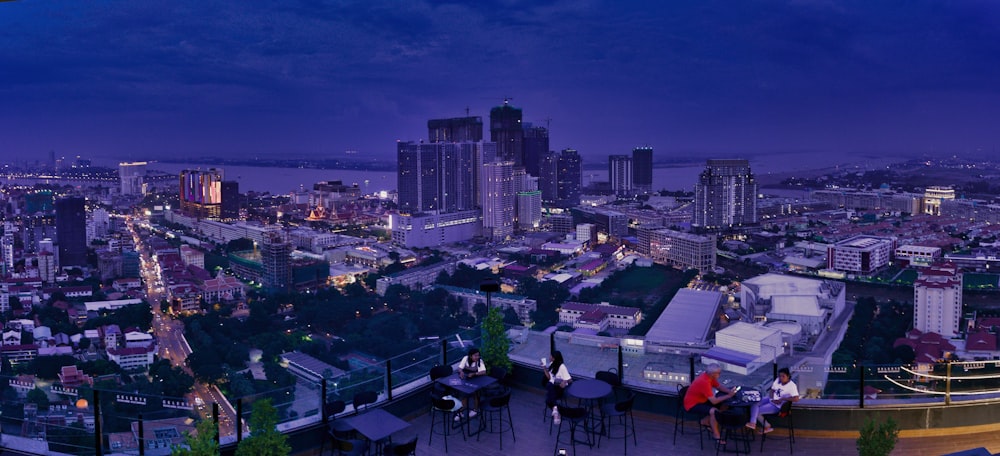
[747,367,799,433]
[544,350,572,410]
[683,363,737,445]
[454,348,486,420]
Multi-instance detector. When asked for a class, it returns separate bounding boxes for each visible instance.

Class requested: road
[130,218,243,438]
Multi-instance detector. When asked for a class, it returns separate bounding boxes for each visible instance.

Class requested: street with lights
[129,218,243,438]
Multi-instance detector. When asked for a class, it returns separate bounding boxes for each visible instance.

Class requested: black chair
[477,390,515,450]
[552,405,592,456]
[430,365,453,381]
[716,410,753,456]
[600,391,637,455]
[482,366,508,398]
[320,400,352,455]
[429,396,465,453]
[672,385,707,449]
[330,435,369,456]
[430,365,454,400]
[382,435,417,456]
[759,401,795,454]
[596,368,626,401]
[352,390,378,414]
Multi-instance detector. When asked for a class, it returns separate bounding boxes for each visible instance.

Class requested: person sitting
[454,348,486,420]
[683,363,737,445]
[544,350,572,410]
[747,367,799,433]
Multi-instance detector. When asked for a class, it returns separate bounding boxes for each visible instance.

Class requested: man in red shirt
[683,364,737,444]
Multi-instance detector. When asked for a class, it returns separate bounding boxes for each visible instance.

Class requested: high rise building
[221,181,240,220]
[637,226,717,272]
[515,173,541,231]
[692,159,757,231]
[481,161,515,241]
[1,232,14,275]
[261,231,292,293]
[22,215,57,255]
[608,155,633,196]
[523,124,549,177]
[490,100,524,167]
[913,263,962,338]
[428,116,483,143]
[556,148,582,208]
[179,169,224,219]
[632,146,653,193]
[539,150,559,205]
[119,161,147,196]
[55,197,88,267]
[397,141,480,215]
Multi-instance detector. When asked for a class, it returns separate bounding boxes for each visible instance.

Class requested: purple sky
[2,1,1000,164]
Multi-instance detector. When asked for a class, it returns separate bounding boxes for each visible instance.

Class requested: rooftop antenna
[465,106,470,116]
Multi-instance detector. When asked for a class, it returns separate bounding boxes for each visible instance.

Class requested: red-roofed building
[559,301,642,332]
[58,365,93,388]
[578,259,607,276]
[893,329,956,364]
[107,345,156,370]
[966,331,998,354]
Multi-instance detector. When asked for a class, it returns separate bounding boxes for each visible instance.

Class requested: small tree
[857,416,899,456]
[171,419,219,456]
[235,398,290,456]
[481,307,511,372]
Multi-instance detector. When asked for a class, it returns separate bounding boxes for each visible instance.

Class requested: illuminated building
[179,169,223,219]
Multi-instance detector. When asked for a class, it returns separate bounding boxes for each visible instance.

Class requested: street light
[480,279,500,311]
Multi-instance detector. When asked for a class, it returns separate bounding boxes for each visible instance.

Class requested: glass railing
[4,326,1000,455]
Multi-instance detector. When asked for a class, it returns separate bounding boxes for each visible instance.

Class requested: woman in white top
[544,350,572,408]
[455,348,486,419]
[747,367,799,433]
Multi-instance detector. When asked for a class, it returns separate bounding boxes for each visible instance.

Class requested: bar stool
[477,390,516,449]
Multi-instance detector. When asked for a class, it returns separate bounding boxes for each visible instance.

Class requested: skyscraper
[179,169,224,219]
[119,161,147,196]
[398,141,483,215]
[539,150,559,205]
[490,100,524,167]
[556,148,582,208]
[522,124,549,177]
[261,231,292,293]
[632,146,653,193]
[693,159,758,231]
[481,161,515,241]
[517,175,542,231]
[221,181,240,220]
[608,155,633,196]
[913,263,962,338]
[428,116,483,143]
[55,196,88,267]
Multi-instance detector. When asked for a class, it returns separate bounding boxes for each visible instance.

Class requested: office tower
[692,159,757,231]
[481,161,515,241]
[632,146,653,193]
[55,197,88,267]
[609,155,633,196]
[38,251,56,283]
[556,148,582,208]
[490,100,524,167]
[221,181,240,220]
[261,231,292,293]
[21,215,56,255]
[118,161,147,196]
[523,123,549,177]
[539,151,559,205]
[87,207,110,243]
[398,141,481,215]
[517,175,542,231]
[428,116,483,143]
[179,168,224,219]
[913,263,962,338]
[1,232,14,275]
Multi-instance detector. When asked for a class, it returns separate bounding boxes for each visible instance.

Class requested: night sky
[2,1,999,164]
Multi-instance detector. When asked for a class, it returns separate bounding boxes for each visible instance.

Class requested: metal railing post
[617,348,624,384]
[236,398,243,443]
[441,339,448,365]
[386,359,393,401]
[859,364,865,409]
[945,362,952,406]
[550,332,556,354]
[321,380,328,424]
[212,403,220,446]
[94,389,103,456]
[138,413,144,456]
[689,355,695,384]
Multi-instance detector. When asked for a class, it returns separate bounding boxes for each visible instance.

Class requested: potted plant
[856,416,899,456]
[481,306,512,373]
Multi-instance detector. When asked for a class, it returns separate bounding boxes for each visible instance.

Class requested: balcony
[3,326,1000,455]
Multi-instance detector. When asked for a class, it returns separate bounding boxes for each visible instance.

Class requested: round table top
[567,379,613,400]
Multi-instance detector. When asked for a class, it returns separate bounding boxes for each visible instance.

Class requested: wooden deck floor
[300,387,1000,456]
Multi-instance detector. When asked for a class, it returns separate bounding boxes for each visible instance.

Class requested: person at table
[544,350,572,410]
[454,348,486,420]
[747,367,799,433]
[683,363,738,445]
[458,347,486,379]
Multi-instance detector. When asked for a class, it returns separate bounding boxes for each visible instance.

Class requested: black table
[343,408,411,451]
[436,373,498,436]
[567,379,614,440]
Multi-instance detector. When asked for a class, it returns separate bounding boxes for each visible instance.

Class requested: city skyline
[2,1,1000,163]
